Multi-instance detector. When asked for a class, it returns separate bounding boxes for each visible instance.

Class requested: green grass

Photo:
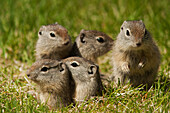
[0,0,169,112]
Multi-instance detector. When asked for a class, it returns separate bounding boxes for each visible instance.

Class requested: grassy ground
[0,0,169,112]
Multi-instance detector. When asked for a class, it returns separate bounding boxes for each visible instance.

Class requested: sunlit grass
[0,0,169,112]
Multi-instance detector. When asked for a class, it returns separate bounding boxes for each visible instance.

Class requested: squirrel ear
[121,21,127,27]
[123,21,127,24]
[40,25,46,31]
[80,29,85,33]
[41,25,46,28]
[54,22,58,24]
[139,20,145,27]
[88,65,99,76]
[58,62,66,73]
[38,25,46,35]
[139,20,143,23]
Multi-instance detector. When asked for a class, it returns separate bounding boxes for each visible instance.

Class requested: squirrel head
[118,20,151,50]
[26,59,69,85]
[63,57,100,83]
[37,23,72,51]
[75,30,114,58]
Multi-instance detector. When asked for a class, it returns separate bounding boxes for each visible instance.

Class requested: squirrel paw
[138,62,145,68]
[121,62,130,73]
[138,59,147,69]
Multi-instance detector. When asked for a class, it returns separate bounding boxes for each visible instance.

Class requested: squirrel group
[27,20,161,109]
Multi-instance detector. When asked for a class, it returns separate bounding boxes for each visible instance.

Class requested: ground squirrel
[110,20,161,87]
[35,23,72,60]
[71,30,114,62]
[27,59,72,109]
[63,57,103,103]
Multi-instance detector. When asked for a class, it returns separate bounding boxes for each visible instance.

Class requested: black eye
[39,31,42,35]
[80,33,85,43]
[96,37,104,43]
[41,67,48,72]
[71,62,79,67]
[126,30,130,36]
[50,32,55,37]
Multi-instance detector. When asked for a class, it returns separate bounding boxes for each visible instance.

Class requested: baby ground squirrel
[110,20,161,87]
[27,59,72,109]
[71,29,114,62]
[63,57,103,103]
[35,23,72,60]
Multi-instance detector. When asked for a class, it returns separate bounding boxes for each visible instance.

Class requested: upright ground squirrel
[110,20,161,87]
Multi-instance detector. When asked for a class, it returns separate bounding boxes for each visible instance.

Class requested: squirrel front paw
[138,59,147,69]
[121,62,130,73]
[138,62,145,68]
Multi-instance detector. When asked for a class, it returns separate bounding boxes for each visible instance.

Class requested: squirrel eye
[96,37,104,43]
[70,61,79,67]
[50,32,56,37]
[39,31,42,35]
[80,33,85,43]
[126,30,130,36]
[41,67,48,72]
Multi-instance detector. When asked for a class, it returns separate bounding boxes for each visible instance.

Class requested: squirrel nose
[27,73,30,77]
[136,43,141,47]
[26,70,31,77]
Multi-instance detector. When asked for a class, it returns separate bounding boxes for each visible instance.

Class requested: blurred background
[0,0,169,112]
[0,0,169,64]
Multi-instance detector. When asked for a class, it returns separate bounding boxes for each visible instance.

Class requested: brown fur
[35,23,72,60]
[110,20,161,87]
[71,30,114,63]
[63,57,103,103]
[27,59,72,109]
